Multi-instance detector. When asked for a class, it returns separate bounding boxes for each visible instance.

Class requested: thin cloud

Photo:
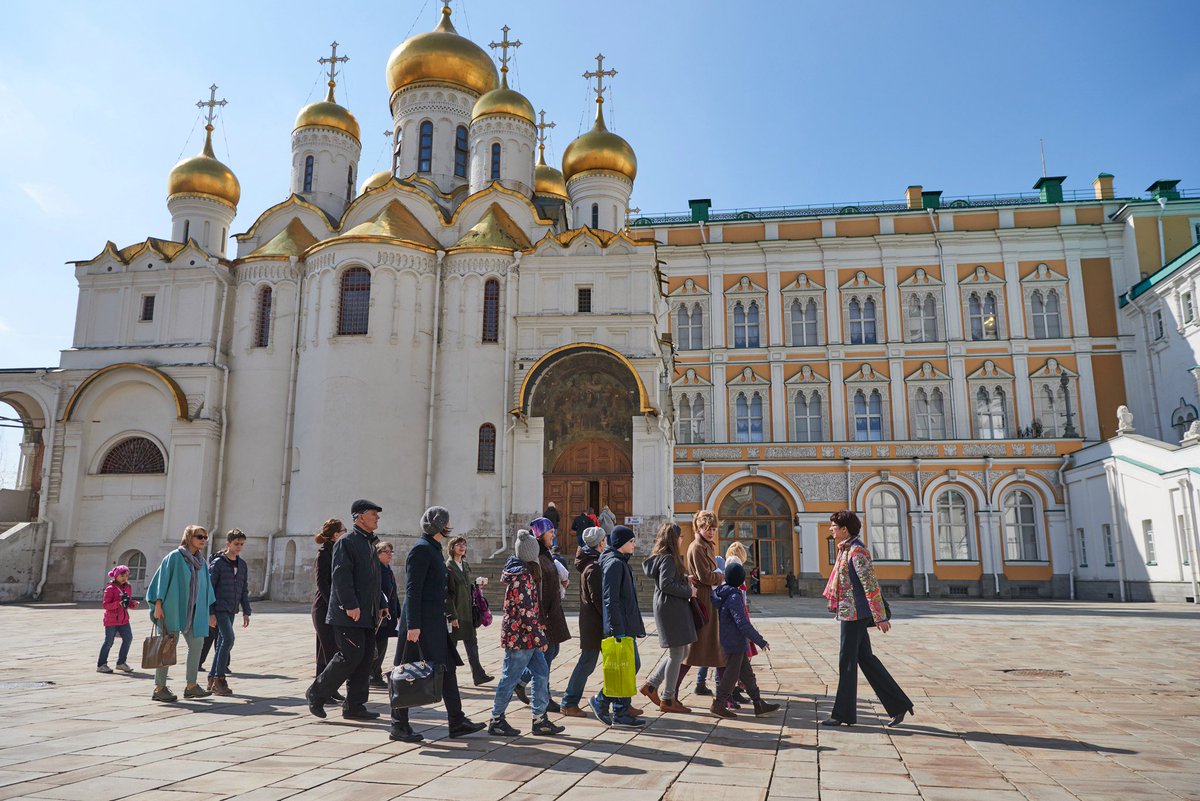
[18,182,75,217]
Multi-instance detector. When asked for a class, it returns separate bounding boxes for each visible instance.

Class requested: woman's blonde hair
[180,524,207,547]
[726,541,748,563]
[447,536,467,554]
[314,518,344,545]
[693,509,718,532]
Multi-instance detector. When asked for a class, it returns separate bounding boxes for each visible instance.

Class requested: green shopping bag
[600,636,637,697]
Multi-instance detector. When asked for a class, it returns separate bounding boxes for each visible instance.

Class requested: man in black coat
[307,500,383,721]
[389,506,486,743]
[571,508,593,550]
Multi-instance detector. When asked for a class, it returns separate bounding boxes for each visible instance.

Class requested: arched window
[975,387,1007,439]
[868,490,904,560]
[1031,290,1047,338]
[677,395,692,444]
[688,304,704,349]
[908,294,938,342]
[746,301,761,347]
[454,125,469,178]
[303,155,314,192]
[719,483,793,578]
[790,298,818,346]
[676,305,692,350]
[734,392,764,443]
[691,394,706,443]
[936,489,971,560]
[482,278,500,343]
[489,142,502,181]
[99,437,165,475]
[283,540,297,581]
[1034,384,1069,437]
[337,267,371,336]
[346,165,354,202]
[793,390,822,442]
[477,423,496,472]
[590,203,599,229]
[254,286,272,348]
[1171,399,1198,440]
[969,291,998,340]
[733,302,747,348]
[1003,490,1039,561]
[853,389,883,441]
[118,550,148,584]
[849,296,878,344]
[914,387,946,440]
[417,121,433,173]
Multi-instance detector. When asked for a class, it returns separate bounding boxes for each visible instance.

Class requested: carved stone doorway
[543,439,631,554]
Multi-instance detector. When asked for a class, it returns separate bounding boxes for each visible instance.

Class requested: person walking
[710,561,780,719]
[390,506,486,743]
[311,518,346,702]
[207,529,252,696]
[306,500,383,721]
[560,526,606,716]
[514,517,570,711]
[592,525,646,728]
[822,510,913,728]
[543,501,560,533]
[571,508,592,550]
[598,505,616,535]
[369,541,400,688]
[487,530,566,737]
[680,510,725,697]
[639,522,697,713]
[97,565,138,674]
[446,536,493,686]
[145,525,217,702]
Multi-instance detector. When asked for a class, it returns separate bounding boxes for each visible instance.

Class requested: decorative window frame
[669,278,709,351]
[966,359,1015,439]
[781,273,825,347]
[845,362,891,441]
[1022,263,1070,339]
[840,270,884,345]
[785,364,830,442]
[1000,486,1044,562]
[1028,358,1079,437]
[934,485,977,561]
[905,361,952,440]
[865,485,908,561]
[253,283,274,350]
[960,265,1008,340]
[725,275,767,349]
[672,368,714,444]
[1170,397,1198,441]
[899,268,944,343]
[728,366,770,442]
[334,263,373,338]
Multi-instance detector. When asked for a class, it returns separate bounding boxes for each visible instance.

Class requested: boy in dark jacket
[593,525,646,728]
[208,529,252,696]
[711,562,780,719]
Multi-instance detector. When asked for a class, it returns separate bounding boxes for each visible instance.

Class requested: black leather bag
[388,641,444,711]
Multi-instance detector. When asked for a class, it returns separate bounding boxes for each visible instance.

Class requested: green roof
[1120,240,1200,307]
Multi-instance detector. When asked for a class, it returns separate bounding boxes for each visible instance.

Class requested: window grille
[99,437,165,475]
[577,287,592,313]
[590,203,599,229]
[477,424,496,472]
[482,278,500,343]
[254,286,272,348]
[303,155,314,192]
[418,121,433,173]
[454,126,469,178]
[490,143,502,181]
[337,267,371,335]
[140,295,155,322]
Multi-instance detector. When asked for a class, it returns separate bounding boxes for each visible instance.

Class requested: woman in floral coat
[822,510,913,728]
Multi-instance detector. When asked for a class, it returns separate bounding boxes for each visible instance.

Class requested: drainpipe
[203,258,232,560]
[1104,464,1128,601]
[984,456,999,596]
[1126,291,1164,439]
[699,458,707,509]
[1058,454,1076,600]
[1156,197,1167,268]
[493,251,521,559]
[1181,476,1200,604]
[844,458,853,509]
[423,250,447,509]
[262,257,305,599]
[914,457,929,596]
[33,371,61,599]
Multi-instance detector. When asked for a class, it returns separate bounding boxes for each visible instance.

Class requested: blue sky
[0,0,1197,377]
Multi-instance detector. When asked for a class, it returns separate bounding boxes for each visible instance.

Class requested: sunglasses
[193,534,208,541]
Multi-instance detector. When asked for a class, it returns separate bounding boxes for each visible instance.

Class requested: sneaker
[589,696,613,726]
[184,684,212,699]
[545,699,561,714]
[514,684,530,705]
[560,705,587,718]
[612,714,645,728]
[390,725,423,743]
[114,663,133,673]
[694,683,713,696]
[96,665,113,674]
[532,714,566,736]
[448,719,486,738]
[488,715,521,737]
[152,686,178,703]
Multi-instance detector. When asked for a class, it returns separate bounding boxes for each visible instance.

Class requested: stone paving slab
[0,598,1198,800]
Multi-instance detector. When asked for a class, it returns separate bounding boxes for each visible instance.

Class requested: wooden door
[544,438,633,553]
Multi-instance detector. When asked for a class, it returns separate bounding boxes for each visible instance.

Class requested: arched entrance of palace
[718,483,795,594]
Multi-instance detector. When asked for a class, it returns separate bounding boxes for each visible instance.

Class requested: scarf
[821,537,855,605]
[178,546,204,625]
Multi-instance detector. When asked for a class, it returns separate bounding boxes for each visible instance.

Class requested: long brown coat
[576,547,604,651]
[685,537,726,667]
[538,545,572,646]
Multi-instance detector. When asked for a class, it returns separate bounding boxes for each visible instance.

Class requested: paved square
[0,598,1197,801]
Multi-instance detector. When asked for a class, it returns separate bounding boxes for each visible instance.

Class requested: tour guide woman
[822,510,913,727]
[145,524,217,702]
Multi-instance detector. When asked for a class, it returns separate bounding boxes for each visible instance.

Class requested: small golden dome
[295,83,361,141]
[562,105,637,183]
[360,170,393,195]
[168,125,240,206]
[385,6,499,97]
[534,149,567,199]
[472,72,535,125]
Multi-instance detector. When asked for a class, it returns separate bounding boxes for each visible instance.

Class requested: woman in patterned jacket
[822,510,914,728]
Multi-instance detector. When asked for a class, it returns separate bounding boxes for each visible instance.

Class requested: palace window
[303,155,314,192]
[792,390,823,442]
[852,389,883,442]
[482,278,500,343]
[676,303,704,350]
[1031,289,1063,338]
[1152,309,1164,340]
[734,391,764,442]
[99,437,166,475]
[975,386,1007,439]
[477,424,496,472]
[848,296,878,344]
[118,550,147,585]
[490,143,502,181]
[1034,383,1070,437]
[1102,523,1115,566]
[454,125,468,178]
[1142,519,1157,564]
[732,301,761,348]
[968,291,999,340]
[418,121,433,173]
[1002,490,1039,561]
[1077,528,1088,567]
[907,293,939,342]
[1183,291,1195,324]
[790,298,819,346]
[677,394,707,444]
[868,490,905,560]
[913,387,947,440]
[935,489,971,560]
[337,267,371,336]
[254,286,272,348]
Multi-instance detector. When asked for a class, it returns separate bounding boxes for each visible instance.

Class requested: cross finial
[583,53,617,106]
[196,84,227,128]
[318,42,350,92]
[488,25,522,75]
[535,110,556,149]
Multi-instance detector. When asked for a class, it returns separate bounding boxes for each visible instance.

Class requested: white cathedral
[0,7,672,600]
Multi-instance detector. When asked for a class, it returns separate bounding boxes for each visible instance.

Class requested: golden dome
[294,83,360,141]
[385,6,499,97]
[534,149,567,198]
[167,125,240,206]
[562,104,637,183]
[360,170,393,195]
[471,72,535,125]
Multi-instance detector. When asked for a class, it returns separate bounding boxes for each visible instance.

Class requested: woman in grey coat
[639,522,697,713]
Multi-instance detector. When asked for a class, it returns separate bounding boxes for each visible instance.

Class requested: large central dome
[385,6,499,97]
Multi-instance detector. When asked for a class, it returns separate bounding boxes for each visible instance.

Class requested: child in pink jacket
[97,565,138,673]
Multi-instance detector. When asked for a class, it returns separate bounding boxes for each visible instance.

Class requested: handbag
[688,597,709,630]
[141,621,177,669]
[388,641,444,711]
[470,584,492,627]
[866,597,893,628]
[600,636,637,698]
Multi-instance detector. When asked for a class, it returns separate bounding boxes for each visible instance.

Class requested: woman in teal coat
[145,525,217,702]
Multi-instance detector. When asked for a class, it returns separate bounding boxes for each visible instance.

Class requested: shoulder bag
[141,620,177,669]
[388,641,444,710]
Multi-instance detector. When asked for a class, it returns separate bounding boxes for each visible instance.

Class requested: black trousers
[198,625,217,667]
[390,638,465,729]
[371,629,392,681]
[715,651,761,704]
[832,618,911,723]
[459,637,488,683]
[313,605,337,677]
[309,625,374,712]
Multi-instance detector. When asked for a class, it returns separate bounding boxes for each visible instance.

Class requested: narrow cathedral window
[482,278,500,343]
[303,155,314,192]
[182,220,189,242]
[1002,490,1039,561]
[590,203,599,229]
[254,286,272,348]
[477,424,496,472]
[346,166,354,202]
[140,295,155,322]
[490,143,502,181]
[454,126,469,178]
[418,121,433,173]
[99,437,166,475]
[337,267,371,336]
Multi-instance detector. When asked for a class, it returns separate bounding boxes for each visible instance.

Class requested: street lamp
[1060,373,1078,438]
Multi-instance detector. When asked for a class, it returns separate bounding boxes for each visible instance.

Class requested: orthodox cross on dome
[319,41,349,101]
[489,25,521,75]
[583,53,617,106]
[535,110,555,155]
[196,84,227,128]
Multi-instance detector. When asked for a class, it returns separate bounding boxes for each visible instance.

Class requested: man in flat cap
[306,499,383,721]
[389,505,486,742]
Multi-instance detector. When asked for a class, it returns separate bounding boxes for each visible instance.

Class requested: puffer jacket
[500,556,546,651]
[714,584,767,654]
[600,548,645,639]
[575,546,603,650]
[209,552,251,616]
[102,581,136,626]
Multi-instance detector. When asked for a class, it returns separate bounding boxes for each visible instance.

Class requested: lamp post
[1060,373,1078,438]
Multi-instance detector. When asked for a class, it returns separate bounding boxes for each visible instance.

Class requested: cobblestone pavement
[0,597,1197,801]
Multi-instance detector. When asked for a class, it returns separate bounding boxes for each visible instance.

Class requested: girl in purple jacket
[97,565,139,673]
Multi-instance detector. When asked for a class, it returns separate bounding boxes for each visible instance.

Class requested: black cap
[351,499,383,515]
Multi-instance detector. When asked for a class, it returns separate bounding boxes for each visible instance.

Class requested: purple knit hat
[529,517,555,537]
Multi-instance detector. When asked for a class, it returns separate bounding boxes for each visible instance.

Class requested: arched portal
[0,391,49,521]
[718,482,795,594]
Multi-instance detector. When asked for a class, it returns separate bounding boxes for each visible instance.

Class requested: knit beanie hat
[608,525,635,551]
[581,526,605,549]
[725,561,746,588]
[515,529,540,563]
[529,517,555,538]
[421,505,451,536]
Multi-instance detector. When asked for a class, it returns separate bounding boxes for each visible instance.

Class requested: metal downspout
[493,251,521,559]
[1105,464,1128,601]
[204,258,232,560]
[914,457,929,596]
[1181,476,1200,604]
[1058,454,1076,600]
[423,250,447,509]
[985,456,999,596]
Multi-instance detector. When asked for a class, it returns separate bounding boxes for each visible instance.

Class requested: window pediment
[1028,357,1077,379]
[839,269,883,290]
[782,272,824,295]
[967,359,1013,381]
[898,267,943,288]
[845,363,889,384]
[785,364,829,385]
[728,366,770,386]
[669,277,710,298]
[961,265,1005,285]
[1020,262,1067,284]
[906,361,951,382]
[726,275,767,296]
[673,367,712,388]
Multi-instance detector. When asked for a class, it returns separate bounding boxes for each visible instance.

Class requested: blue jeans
[212,612,236,677]
[597,639,640,716]
[98,623,132,666]
[493,648,549,718]
[561,648,599,709]
[520,640,559,691]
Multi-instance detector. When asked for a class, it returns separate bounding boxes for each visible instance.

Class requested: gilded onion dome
[472,72,535,125]
[294,82,361,141]
[167,124,241,206]
[562,103,636,183]
[385,5,499,97]
[359,170,394,195]
[534,149,567,198]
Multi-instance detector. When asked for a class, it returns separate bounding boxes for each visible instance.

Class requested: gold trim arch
[62,363,190,422]
[513,343,656,416]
